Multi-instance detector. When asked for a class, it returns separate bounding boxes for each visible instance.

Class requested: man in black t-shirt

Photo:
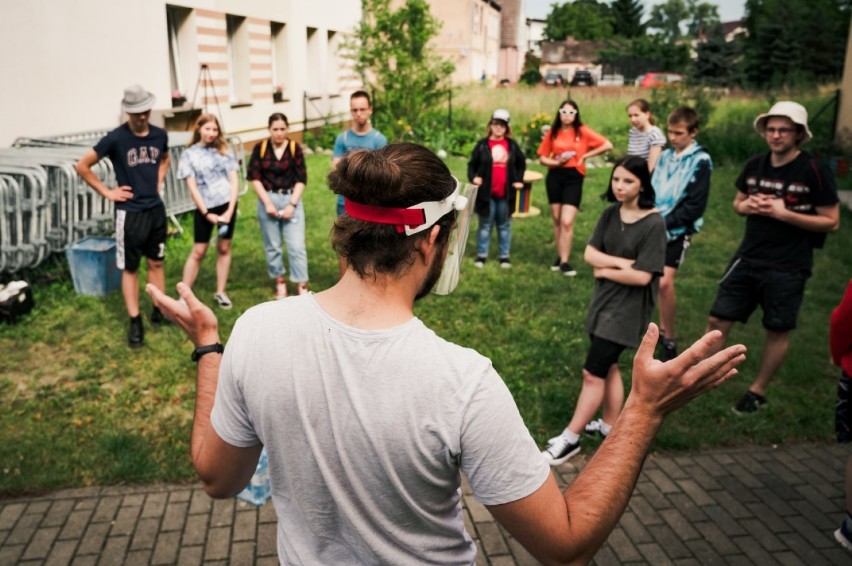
[705,101,840,413]
[76,85,171,348]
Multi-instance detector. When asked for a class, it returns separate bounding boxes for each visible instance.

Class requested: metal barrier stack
[0,129,246,274]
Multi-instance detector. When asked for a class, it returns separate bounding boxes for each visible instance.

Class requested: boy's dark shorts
[837,371,851,444]
[546,168,584,208]
[709,257,809,332]
[584,334,627,378]
[194,202,237,243]
[116,203,167,272]
[665,234,691,268]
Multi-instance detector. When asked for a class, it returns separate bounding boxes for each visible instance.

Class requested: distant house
[425,0,502,84]
[0,0,362,147]
[526,17,546,58]
[539,37,606,83]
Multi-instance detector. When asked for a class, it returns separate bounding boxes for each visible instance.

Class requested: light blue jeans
[476,198,511,259]
[257,192,309,283]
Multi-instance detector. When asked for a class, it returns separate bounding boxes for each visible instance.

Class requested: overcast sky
[525,0,745,23]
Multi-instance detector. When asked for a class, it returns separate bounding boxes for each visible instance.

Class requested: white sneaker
[583,418,610,437]
[213,292,232,310]
[541,435,580,466]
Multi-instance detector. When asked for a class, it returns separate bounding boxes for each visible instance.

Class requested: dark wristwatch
[191,343,224,362]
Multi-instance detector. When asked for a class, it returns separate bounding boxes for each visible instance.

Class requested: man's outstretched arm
[488,324,746,565]
[146,282,262,498]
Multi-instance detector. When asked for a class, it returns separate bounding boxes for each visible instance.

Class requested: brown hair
[351,90,372,107]
[188,114,229,155]
[668,107,700,133]
[329,143,456,278]
[627,99,656,126]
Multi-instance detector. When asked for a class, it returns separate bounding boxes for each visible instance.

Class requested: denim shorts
[584,334,627,378]
[709,258,810,332]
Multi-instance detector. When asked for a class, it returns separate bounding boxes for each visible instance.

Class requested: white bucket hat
[753,101,812,141]
[491,108,510,124]
[121,85,156,114]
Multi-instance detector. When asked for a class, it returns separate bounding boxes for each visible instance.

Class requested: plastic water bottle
[236,447,271,505]
[218,224,228,237]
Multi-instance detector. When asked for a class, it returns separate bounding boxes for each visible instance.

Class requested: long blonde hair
[188,114,229,155]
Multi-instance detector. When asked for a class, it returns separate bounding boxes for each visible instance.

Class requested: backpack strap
[260,138,268,158]
[289,140,296,157]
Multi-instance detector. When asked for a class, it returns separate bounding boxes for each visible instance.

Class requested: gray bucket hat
[121,85,156,114]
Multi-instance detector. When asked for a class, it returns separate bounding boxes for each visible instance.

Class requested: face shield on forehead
[343,176,478,295]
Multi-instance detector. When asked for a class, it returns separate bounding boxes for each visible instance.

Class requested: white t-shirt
[627,125,666,160]
[211,294,549,565]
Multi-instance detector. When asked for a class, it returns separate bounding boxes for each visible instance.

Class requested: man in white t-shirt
[148,143,746,565]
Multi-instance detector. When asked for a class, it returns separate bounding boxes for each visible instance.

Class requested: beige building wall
[427,0,501,84]
[0,0,362,147]
[836,18,852,147]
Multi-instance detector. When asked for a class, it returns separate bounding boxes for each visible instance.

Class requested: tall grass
[1,90,850,495]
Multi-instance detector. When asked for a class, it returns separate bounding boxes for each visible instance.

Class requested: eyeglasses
[765,127,795,136]
[559,109,577,116]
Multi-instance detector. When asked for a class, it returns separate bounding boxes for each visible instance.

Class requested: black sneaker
[151,306,168,325]
[550,257,561,272]
[128,316,144,348]
[835,516,852,552]
[733,391,767,414]
[474,257,486,269]
[661,339,678,362]
[499,257,511,269]
[541,435,580,466]
[560,262,577,277]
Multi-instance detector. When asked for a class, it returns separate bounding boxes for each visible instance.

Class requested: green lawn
[1,151,850,496]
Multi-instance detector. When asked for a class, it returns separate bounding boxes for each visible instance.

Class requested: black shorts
[665,235,691,268]
[709,258,810,332]
[194,203,237,243]
[584,334,627,378]
[546,168,584,208]
[116,203,167,272]
[837,371,851,444]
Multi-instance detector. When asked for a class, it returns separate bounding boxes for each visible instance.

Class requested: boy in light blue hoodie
[651,107,713,360]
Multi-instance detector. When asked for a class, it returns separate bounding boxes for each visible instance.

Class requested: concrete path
[1,443,850,565]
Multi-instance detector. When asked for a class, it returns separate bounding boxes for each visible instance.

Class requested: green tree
[742,0,850,86]
[520,50,543,86]
[544,0,614,41]
[352,0,455,140]
[611,0,646,38]
[691,23,743,86]
[597,35,691,79]
[686,0,720,37]
[648,0,689,41]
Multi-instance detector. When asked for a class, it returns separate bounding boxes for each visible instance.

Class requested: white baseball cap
[753,101,812,141]
[491,108,510,123]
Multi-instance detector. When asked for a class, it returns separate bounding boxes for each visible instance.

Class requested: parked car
[570,70,595,86]
[635,73,684,88]
[543,72,565,86]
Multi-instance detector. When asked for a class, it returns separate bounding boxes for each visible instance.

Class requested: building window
[306,27,321,95]
[166,5,191,99]
[327,30,339,95]
[226,14,251,104]
[271,22,289,100]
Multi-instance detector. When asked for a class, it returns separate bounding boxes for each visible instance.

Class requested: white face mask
[343,176,478,295]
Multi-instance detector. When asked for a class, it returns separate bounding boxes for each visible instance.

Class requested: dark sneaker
[836,517,852,552]
[541,435,580,466]
[128,316,144,348]
[151,306,167,325]
[550,257,561,272]
[733,391,767,414]
[499,257,511,269]
[213,292,233,310]
[474,257,486,269]
[584,418,610,437]
[560,262,577,277]
[661,339,678,362]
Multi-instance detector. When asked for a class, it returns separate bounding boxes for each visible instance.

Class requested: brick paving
[1,443,849,565]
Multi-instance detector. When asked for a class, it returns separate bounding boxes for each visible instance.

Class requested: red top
[488,139,509,199]
[536,125,608,176]
[831,279,852,376]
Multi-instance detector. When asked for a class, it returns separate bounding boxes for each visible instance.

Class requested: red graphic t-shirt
[488,138,509,199]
